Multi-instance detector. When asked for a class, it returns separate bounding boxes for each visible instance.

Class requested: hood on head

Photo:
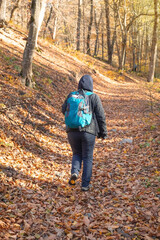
[78,75,93,92]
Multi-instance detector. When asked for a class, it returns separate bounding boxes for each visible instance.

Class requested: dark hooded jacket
[62,75,107,138]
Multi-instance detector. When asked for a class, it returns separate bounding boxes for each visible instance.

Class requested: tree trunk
[76,0,81,51]
[120,0,127,70]
[94,9,102,57]
[43,4,53,38]
[130,25,136,71]
[101,16,104,60]
[116,0,134,69]
[104,0,116,64]
[94,9,98,57]
[116,37,121,69]
[35,0,46,47]
[148,0,158,82]
[0,0,6,27]
[53,0,60,40]
[53,15,58,40]
[144,25,149,72]
[120,32,127,69]
[133,48,136,71]
[104,0,111,63]
[86,0,93,55]
[82,0,85,53]
[20,0,46,87]
[137,33,141,72]
[102,32,104,60]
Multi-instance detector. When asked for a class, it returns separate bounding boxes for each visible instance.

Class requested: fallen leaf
[83,216,90,226]
[67,232,73,239]
[70,196,75,201]
[0,220,6,229]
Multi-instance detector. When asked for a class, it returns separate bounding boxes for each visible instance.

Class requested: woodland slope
[0,27,160,240]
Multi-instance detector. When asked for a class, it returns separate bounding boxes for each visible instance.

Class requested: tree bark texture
[43,4,53,38]
[94,9,102,57]
[148,0,158,82]
[53,0,60,40]
[86,0,93,55]
[35,0,46,46]
[21,0,46,87]
[82,0,85,53]
[76,0,81,51]
[104,0,116,64]
[0,0,6,27]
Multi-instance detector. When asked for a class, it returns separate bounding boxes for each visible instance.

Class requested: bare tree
[20,0,46,87]
[115,0,147,70]
[94,7,102,57]
[144,24,149,72]
[82,0,85,53]
[104,0,117,64]
[101,15,104,60]
[2,0,159,77]
[86,0,93,55]
[35,0,47,47]
[43,3,53,38]
[53,0,60,40]
[76,0,82,51]
[117,0,128,69]
[148,0,158,82]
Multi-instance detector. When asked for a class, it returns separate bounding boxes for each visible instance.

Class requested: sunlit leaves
[0,26,160,240]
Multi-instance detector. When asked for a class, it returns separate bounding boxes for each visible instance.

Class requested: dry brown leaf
[24,221,30,232]
[0,220,6,229]
[70,196,75,201]
[0,25,160,240]
[44,234,57,240]
[144,236,154,240]
[83,216,90,227]
[67,232,73,239]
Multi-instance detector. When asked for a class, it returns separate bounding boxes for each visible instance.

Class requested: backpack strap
[78,89,85,98]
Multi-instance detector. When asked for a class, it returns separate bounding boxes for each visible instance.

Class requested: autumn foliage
[0,28,160,240]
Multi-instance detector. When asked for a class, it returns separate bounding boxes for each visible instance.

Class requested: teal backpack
[65,90,93,129]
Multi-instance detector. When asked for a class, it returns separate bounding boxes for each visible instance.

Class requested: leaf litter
[0,28,160,239]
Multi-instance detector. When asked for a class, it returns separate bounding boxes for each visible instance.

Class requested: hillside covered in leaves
[0,27,160,240]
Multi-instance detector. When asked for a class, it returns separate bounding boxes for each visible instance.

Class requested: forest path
[0,27,159,239]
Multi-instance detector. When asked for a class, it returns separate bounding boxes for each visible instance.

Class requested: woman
[62,75,107,191]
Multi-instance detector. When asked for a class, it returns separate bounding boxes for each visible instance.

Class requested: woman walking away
[62,75,107,191]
